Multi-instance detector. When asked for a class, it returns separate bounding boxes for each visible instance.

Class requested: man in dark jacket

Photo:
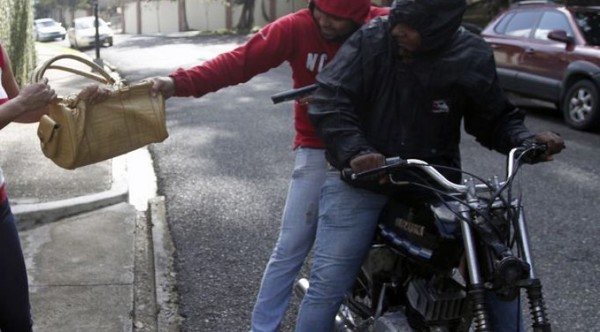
[295,0,565,331]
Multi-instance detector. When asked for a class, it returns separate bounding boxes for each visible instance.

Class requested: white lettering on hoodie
[306,53,328,72]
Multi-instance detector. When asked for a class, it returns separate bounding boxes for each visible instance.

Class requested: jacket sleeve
[308,29,377,169]
[461,39,534,153]
[169,17,296,98]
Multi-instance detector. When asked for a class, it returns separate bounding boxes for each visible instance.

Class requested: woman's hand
[16,78,56,110]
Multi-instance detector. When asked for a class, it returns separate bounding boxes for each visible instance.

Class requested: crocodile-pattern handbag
[33,54,168,170]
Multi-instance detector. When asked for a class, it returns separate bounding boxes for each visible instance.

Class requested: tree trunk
[179,0,189,32]
[236,0,255,32]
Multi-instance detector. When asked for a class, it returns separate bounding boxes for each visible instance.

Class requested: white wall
[123,0,307,35]
[187,0,228,32]
[141,0,179,34]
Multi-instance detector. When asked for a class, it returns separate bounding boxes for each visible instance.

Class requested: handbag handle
[31,53,117,85]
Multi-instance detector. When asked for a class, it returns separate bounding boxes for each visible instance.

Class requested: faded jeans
[294,172,524,332]
[250,147,327,332]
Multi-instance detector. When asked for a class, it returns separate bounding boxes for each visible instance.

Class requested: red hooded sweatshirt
[169,0,388,149]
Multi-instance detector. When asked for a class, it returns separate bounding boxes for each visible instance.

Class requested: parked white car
[33,18,66,42]
[67,16,114,49]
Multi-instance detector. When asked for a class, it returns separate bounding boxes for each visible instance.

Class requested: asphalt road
[60,33,600,332]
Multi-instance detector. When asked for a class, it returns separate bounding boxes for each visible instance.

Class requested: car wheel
[562,79,600,131]
[108,37,113,47]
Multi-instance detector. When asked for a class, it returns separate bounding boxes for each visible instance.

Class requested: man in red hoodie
[148,1,388,331]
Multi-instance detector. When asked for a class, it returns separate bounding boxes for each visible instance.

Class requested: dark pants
[0,197,32,332]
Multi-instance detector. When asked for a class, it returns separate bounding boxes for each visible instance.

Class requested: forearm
[13,110,45,124]
[493,108,535,151]
[0,98,26,129]
[172,59,257,98]
[464,65,534,153]
[308,86,375,169]
[170,34,287,98]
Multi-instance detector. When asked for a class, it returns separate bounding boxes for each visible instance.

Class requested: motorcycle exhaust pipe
[294,278,310,299]
[294,278,355,332]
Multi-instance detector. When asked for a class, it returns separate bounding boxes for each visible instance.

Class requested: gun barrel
[271,84,318,104]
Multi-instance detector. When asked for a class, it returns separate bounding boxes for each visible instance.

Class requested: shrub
[0,0,36,85]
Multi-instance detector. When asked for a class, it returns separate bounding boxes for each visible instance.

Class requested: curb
[13,155,129,231]
[149,196,181,332]
[131,197,181,332]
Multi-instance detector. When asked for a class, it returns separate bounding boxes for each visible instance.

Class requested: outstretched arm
[161,17,295,99]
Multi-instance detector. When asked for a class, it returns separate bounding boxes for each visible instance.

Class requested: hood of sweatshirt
[388,0,466,54]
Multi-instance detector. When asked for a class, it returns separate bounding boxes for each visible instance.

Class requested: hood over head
[312,0,372,24]
[389,0,466,54]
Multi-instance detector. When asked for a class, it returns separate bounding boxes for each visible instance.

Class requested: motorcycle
[271,86,552,332]
[296,146,552,332]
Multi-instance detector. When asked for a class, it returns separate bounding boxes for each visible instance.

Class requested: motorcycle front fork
[459,199,552,332]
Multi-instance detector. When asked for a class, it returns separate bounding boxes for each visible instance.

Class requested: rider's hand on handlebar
[350,152,387,184]
[532,131,566,162]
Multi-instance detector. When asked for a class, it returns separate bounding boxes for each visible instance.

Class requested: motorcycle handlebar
[343,144,547,193]
[271,84,318,104]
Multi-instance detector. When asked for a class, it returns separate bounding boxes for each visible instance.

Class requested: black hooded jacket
[308,0,534,180]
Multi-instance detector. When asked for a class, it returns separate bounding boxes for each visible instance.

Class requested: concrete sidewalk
[0,43,179,331]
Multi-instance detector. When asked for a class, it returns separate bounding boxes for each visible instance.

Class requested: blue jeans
[0,198,32,332]
[294,172,524,332]
[250,148,327,332]
[295,172,388,332]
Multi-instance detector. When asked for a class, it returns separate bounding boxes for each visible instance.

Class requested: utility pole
[93,0,103,67]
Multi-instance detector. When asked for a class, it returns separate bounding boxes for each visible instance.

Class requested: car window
[534,11,573,40]
[77,20,94,29]
[494,12,515,34]
[36,20,57,28]
[502,11,540,38]
[574,10,600,46]
[75,18,108,29]
[98,19,109,27]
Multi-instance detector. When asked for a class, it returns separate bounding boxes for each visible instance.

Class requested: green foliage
[0,0,36,86]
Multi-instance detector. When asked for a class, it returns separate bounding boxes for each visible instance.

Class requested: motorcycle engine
[373,310,413,332]
[405,273,468,330]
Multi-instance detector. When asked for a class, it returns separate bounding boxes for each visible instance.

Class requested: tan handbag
[33,54,168,170]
